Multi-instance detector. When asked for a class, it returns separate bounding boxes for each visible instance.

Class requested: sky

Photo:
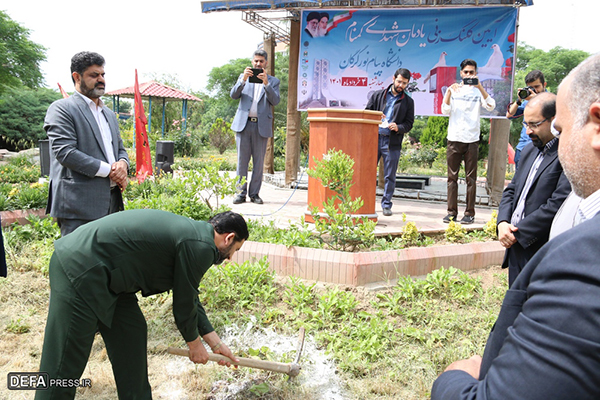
[2,0,596,95]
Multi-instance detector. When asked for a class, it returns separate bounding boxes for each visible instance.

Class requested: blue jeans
[514,148,522,170]
[377,135,401,209]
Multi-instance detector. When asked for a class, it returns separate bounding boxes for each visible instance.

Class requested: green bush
[0,87,61,150]
[208,118,235,155]
[421,116,449,147]
[0,182,47,211]
[166,129,204,158]
[0,154,41,183]
[124,159,237,219]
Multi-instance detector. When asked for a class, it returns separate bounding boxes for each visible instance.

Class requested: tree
[508,43,589,147]
[514,43,589,93]
[0,86,61,150]
[0,11,46,93]
[208,118,234,154]
[421,116,449,147]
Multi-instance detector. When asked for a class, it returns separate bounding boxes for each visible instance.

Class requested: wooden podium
[305,108,383,223]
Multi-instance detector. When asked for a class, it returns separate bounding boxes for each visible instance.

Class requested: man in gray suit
[44,51,129,236]
[230,49,280,205]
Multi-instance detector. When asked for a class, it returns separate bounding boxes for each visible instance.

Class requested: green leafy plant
[124,159,237,218]
[208,118,235,154]
[445,220,467,243]
[5,317,30,334]
[483,210,498,239]
[307,149,376,252]
[401,213,420,246]
[0,154,41,184]
[0,182,48,211]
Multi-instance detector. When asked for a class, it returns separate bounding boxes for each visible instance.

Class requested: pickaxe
[167,327,305,378]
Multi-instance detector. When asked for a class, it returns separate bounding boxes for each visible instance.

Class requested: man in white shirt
[44,51,129,236]
[441,58,495,224]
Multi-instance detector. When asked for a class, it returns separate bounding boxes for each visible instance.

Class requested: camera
[518,86,536,100]
[463,77,478,86]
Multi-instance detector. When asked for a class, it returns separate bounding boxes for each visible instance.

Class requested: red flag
[507,143,515,165]
[57,82,69,98]
[134,70,153,183]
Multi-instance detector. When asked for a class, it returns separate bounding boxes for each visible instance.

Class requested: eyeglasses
[551,119,561,138]
[522,117,548,130]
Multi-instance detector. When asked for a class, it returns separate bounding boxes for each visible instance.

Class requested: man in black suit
[431,53,600,400]
[497,92,571,286]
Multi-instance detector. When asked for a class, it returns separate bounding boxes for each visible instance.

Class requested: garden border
[1,208,46,227]
[2,209,504,287]
[232,240,504,287]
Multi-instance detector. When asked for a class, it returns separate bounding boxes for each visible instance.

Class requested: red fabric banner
[134,70,153,182]
[57,82,69,98]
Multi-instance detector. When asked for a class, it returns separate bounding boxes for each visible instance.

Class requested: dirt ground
[0,264,505,399]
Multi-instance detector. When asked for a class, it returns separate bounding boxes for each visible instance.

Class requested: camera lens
[518,88,529,100]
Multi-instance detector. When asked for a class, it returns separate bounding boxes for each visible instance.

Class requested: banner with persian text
[298,7,518,117]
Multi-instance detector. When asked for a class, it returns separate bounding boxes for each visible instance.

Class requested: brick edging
[1,209,46,227]
[231,240,504,287]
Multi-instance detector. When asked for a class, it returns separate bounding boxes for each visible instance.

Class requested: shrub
[421,116,449,147]
[208,118,235,154]
[307,149,376,252]
[0,154,41,183]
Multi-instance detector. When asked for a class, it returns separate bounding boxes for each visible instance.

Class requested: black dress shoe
[250,195,263,204]
[233,195,246,204]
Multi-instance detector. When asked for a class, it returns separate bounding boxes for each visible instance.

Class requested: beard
[306,25,318,37]
[559,131,594,198]
[214,241,235,265]
[317,26,328,37]
[392,85,405,96]
[80,79,105,98]
[529,135,544,149]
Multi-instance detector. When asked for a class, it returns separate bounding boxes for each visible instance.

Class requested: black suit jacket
[497,141,571,282]
[365,84,414,148]
[432,213,600,399]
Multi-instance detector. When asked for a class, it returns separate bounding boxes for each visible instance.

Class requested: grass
[0,220,507,399]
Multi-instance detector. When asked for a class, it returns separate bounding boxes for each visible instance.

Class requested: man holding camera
[230,49,280,205]
[441,59,495,224]
[506,70,548,169]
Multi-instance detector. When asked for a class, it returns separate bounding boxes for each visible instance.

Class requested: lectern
[305,108,383,223]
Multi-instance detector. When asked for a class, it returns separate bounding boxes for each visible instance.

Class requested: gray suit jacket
[44,91,129,220]
[230,74,280,138]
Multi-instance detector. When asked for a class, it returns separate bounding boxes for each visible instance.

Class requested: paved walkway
[229,172,499,236]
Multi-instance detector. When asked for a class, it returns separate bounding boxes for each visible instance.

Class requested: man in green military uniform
[35,209,248,399]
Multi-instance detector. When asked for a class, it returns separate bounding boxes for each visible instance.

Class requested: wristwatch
[516,100,522,106]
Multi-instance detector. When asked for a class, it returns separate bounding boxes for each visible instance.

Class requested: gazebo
[106,81,202,135]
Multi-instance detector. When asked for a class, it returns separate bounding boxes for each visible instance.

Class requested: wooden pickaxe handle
[167,347,301,377]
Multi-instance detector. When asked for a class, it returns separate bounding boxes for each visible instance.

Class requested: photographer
[506,70,547,169]
[230,49,280,205]
[441,59,495,225]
